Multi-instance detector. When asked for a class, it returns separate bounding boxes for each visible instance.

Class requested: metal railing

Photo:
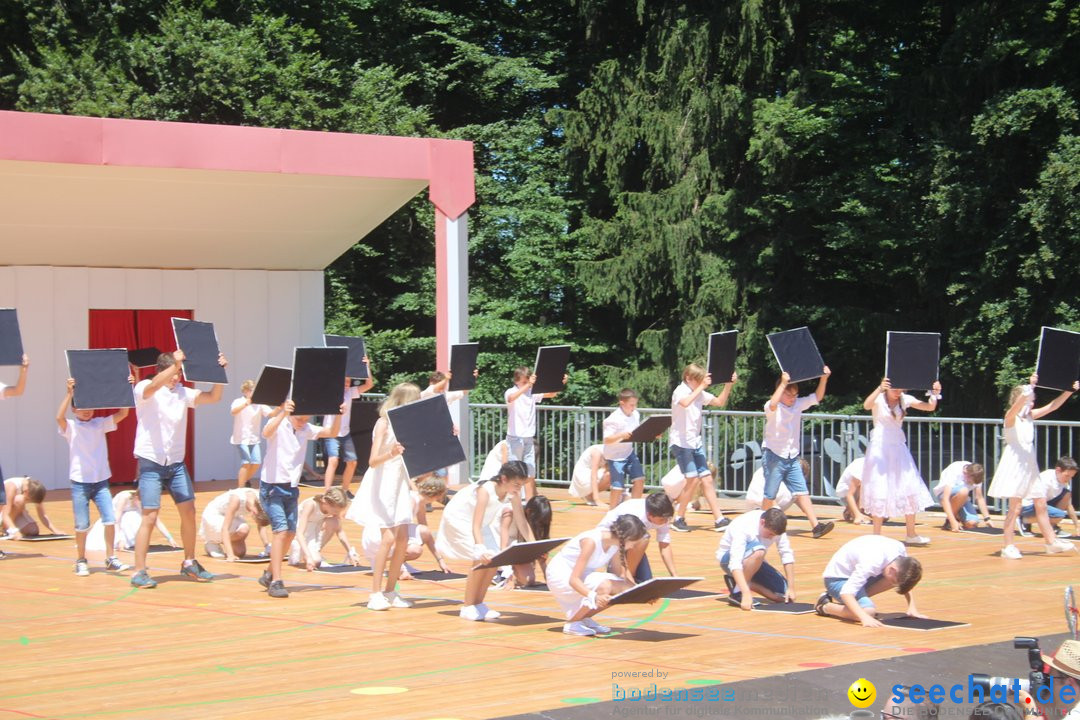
[467,402,1080,507]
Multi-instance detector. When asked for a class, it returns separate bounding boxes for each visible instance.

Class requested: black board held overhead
[127,347,162,369]
[292,347,347,416]
[323,335,368,379]
[448,343,479,392]
[0,308,24,366]
[767,327,825,384]
[1036,327,1080,392]
[885,331,940,391]
[532,345,570,394]
[66,349,135,410]
[172,318,227,384]
[387,395,467,478]
[706,330,738,383]
[251,365,292,408]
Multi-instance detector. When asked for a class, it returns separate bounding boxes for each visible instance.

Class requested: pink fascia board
[0,112,475,218]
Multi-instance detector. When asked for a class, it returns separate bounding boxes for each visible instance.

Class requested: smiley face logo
[847,678,876,708]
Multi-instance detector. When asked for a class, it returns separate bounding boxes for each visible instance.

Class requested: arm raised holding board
[506,354,569,500]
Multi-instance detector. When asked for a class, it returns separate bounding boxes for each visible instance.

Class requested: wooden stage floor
[0,482,1075,720]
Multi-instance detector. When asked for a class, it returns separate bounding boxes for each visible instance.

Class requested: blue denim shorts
[935,488,980,523]
[324,435,357,463]
[236,443,262,465]
[607,452,645,489]
[260,483,300,533]
[762,449,809,498]
[71,480,116,532]
[671,446,709,478]
[137,458,195,509]
[720,543,787,598]
[1021,503,1067,519]
[507,435,536,476]
[824,575,884,609]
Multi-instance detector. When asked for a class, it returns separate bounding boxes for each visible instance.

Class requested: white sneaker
[367,592,391,611]
[1056,528,1073,538]
[476,603,501,620]
[105,556,131,572]
[1001,544,1022,559]
[402,562,420,575]
[903,535,931,546]
[74,559,90,577]
[459,604,483,621]
[387,592,414,608]
[582,617,610,634]
[204,542,226,559]
[1046,539,1076,554]
[563,621,597,636]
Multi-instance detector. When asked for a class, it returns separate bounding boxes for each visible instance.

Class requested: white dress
[478,440,508,483]
[860,394,933,517]
[199,488,254,543]
[546,528,620,618]
[346,419,412,529]
[435,482,504,561]
[289,499,329,565]
[569,445,603,498]
[988,409,1041,500]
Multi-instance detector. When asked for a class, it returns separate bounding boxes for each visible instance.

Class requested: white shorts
[547,570,621,619]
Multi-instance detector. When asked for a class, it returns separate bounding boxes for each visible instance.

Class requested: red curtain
[88,309,194,484]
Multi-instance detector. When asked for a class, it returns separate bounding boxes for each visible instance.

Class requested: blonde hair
[24,477,46,504]
[251,500,270,528]
[1008,384,1027,407]
[379,383,421,419]
[683,363,706,384]
[315,487,349,509]
[416,475,447,498]
[241,379,255,393]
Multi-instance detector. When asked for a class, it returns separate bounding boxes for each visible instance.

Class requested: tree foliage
[2,0,1077,415]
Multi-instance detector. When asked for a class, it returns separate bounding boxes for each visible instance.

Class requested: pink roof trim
[0,110,475,218]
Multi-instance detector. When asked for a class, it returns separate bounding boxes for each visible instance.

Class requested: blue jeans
[323,435,357,463]
[633,553,653,583]
[608,452,645,489]
[71,480,116,532]
[720,542,788,597]
[137,458,195,509]
[824,575,884,609]
[260,483,299,533]
[762,448,809,498]
[671,446,709,478]
[236,443,262,465]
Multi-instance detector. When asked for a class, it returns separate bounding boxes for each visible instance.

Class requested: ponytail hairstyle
[524,495,552,541]
[315,487,348,509]
[609,514,647,577]
[251,499,271,528]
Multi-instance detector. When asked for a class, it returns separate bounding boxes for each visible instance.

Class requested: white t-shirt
[334,386,362,438]
[1034,468,1067,500]
[822,535,906,598]
[230,399,268,445]
[505,385,541,438]
[834,457,865,498]
[762,395,818,458]
[933,460,973,496]
[262,420,320,487]
[670,382,714,449]
[597,498,671,544]
[716,509,794,571]
[133,379,198,465]
[61,416,118,483]
[420,384,465,406]
[602,408,640,461]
